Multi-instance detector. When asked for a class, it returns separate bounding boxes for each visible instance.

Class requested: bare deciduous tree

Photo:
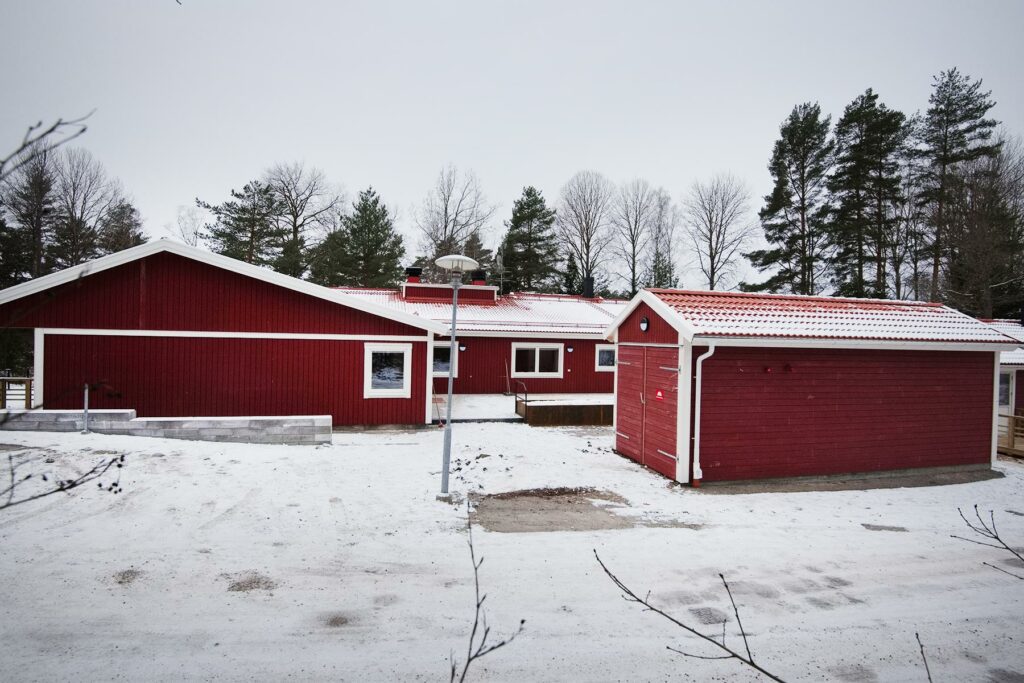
[683,173,755,290]
[264,162,342,243]
[645,188,679,288]
[612,178,655,296]
[557,170,615,287]
[50,148,123,268]
[174,205,207,247]
[415,165,496,281]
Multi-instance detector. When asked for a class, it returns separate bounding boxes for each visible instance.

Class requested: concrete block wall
[0,410,332,445]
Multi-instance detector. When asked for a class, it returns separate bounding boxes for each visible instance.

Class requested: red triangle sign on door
[655,389,664,401]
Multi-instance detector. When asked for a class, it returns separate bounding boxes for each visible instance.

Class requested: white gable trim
[602,290,697,341]
[0,240,446,335]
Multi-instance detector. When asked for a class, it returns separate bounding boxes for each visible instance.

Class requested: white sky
[3,0,1023,288]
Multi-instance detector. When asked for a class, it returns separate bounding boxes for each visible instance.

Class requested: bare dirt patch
[471,487,632,533]
[324,613,350,627]
[113,569,143,585]
[225,571,277,592]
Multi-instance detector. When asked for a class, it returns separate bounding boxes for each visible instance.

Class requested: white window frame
[999,370,1015,412]
[432,343,459,379]
[595,344,617,373]
[510,342,564,379]
[364,343,413,399]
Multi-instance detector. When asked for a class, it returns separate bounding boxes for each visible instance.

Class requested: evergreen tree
[197,181,286,267]
[917,68,1001,301]
[827,89,906,297]
[0,214,26,288]
[462,228,493,273]
[498,186,560,292]
[49,214,100,268]
[563,252,582,295]
[1,150,55,279]
[743,103,834,295]
[98,200,146,254]
[308,187,405,287]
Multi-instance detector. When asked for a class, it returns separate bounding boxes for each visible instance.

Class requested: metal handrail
[514,380,529,421]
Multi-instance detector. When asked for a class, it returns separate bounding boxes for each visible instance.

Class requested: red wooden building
[0,241,448,426]
[986,319,1024,416]
[0,241,624,427]
[337,276,625,396]
[605,289,1019,485]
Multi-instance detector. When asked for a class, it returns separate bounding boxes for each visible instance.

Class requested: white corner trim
[33,328,44,408]
[425,335,434,424]
[993,352,1001,467]
[0,240,446,335]
[510,342,564,379]
[594,344,617,372]
[363,342,414,399]
[431,343,460,379]
[675,336,692,484]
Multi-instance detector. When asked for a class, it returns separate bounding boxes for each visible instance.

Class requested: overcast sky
[4,0,1023,287]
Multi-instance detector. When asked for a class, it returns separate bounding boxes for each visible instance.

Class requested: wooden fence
[0,377,33,410]
[998,413,1024,457]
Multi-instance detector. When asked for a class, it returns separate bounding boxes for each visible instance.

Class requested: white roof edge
[0,240,446,334]
[692,334,1014,352]
[602,290,696,341]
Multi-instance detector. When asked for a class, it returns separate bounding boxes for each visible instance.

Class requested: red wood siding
[1,252,422,336]
[404,286,496,304]
[617,302,677,344]
[695,347,994,482]
[431,337,614,394]
[613,345,678,478]
[1017,369,1024,413]
[44,334,427,426]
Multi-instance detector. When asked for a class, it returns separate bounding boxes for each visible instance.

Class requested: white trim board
[0,240,446,335]
[38,328,428,342]
[363,343,414,399]
[594,344,616,373]
[510,342,565,379]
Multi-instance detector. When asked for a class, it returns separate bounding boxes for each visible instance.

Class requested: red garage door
[615,345,679,479]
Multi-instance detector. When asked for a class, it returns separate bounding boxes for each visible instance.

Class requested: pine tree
[462,229,493,273]
[828,89,906,297]
[1,150,55,279]
[563,252,582,295]
[743,103,834,295]
[498,186,560,293]
[918,68,1001,301]
[98,200,146,254]
[308,187,405,287]
[197,181,286,267]
[0,214,26,288]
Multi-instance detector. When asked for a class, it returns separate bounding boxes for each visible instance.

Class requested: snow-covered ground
[1,425,1023,682]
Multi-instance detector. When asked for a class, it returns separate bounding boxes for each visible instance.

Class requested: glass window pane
[371,352,405,389]
[999,373,1011,408]
[514,348,535,373]
[433,346,451,373]
[537,348,559,373]
[597,348,616,367]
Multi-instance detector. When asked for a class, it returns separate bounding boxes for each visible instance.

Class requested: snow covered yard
[1,425,1023,682]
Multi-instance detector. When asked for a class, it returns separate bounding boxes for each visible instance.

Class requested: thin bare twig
[449,502,525,683]
[593,550,786,682]
[0,113,92,182]
[915,632,932,683]
[0,452,125,512]
[951,505,1024,580]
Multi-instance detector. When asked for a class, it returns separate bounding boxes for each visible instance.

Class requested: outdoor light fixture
[434,253,480,499]
[567,345,574,353]
[459,344,466,352]
[640,316,650,332]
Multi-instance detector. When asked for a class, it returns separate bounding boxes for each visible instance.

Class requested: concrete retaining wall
[0,410,332,445]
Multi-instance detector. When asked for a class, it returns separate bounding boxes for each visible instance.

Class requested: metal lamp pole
[435,254,478,497]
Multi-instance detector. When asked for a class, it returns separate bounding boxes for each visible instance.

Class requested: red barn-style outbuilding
[0,241,446,426]
[606,289,1019,485]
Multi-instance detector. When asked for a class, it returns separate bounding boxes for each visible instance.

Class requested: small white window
[511,343,564,378]
[432,344,459,378]
[364,343,413,399]
[595,344,616,372]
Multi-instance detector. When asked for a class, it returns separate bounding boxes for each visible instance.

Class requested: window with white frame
[511,343,563,378]
[364,343,413,398]
[595,344,616,372]
[432,344,458,378]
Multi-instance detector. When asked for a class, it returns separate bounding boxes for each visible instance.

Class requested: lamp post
[434,254,479,498]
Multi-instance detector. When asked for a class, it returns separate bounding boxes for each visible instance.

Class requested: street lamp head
[434,254,479,274]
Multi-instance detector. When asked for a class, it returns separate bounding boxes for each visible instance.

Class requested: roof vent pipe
[470,269,487,286]
[582,276,595,298]
[405,266,422,283]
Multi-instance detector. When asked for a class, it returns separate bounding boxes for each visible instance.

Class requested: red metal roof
[645,289,1020,344]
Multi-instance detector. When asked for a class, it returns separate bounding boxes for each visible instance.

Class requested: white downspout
[992,352,1000,468]
[692,344,716,485]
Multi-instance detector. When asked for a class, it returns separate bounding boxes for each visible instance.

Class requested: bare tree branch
[0,113,92,183]
[557,171,615,283]
[594,550,786,682]
[950,505,1024,579]
[611,179,655,296]
[1,450,125,512]
[915,632,933,683]
[683,172,755,290]
[416,165,496,281]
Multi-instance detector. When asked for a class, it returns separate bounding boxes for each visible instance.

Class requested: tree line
[2,67,1020,319]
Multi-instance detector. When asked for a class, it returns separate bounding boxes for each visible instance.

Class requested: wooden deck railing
[998,413,1024,456]
[0,377,34,410]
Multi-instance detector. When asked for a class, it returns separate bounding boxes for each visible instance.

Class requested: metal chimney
[582,276,595,298]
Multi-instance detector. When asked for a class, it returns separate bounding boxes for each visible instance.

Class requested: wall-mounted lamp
[639,316,649,333]
[567,345,574,353]
[459,344,467,352]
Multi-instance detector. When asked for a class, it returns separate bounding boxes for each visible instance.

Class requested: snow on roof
[336,288,628,336]
[986,319,1024,364]
[641,289,1020,344]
